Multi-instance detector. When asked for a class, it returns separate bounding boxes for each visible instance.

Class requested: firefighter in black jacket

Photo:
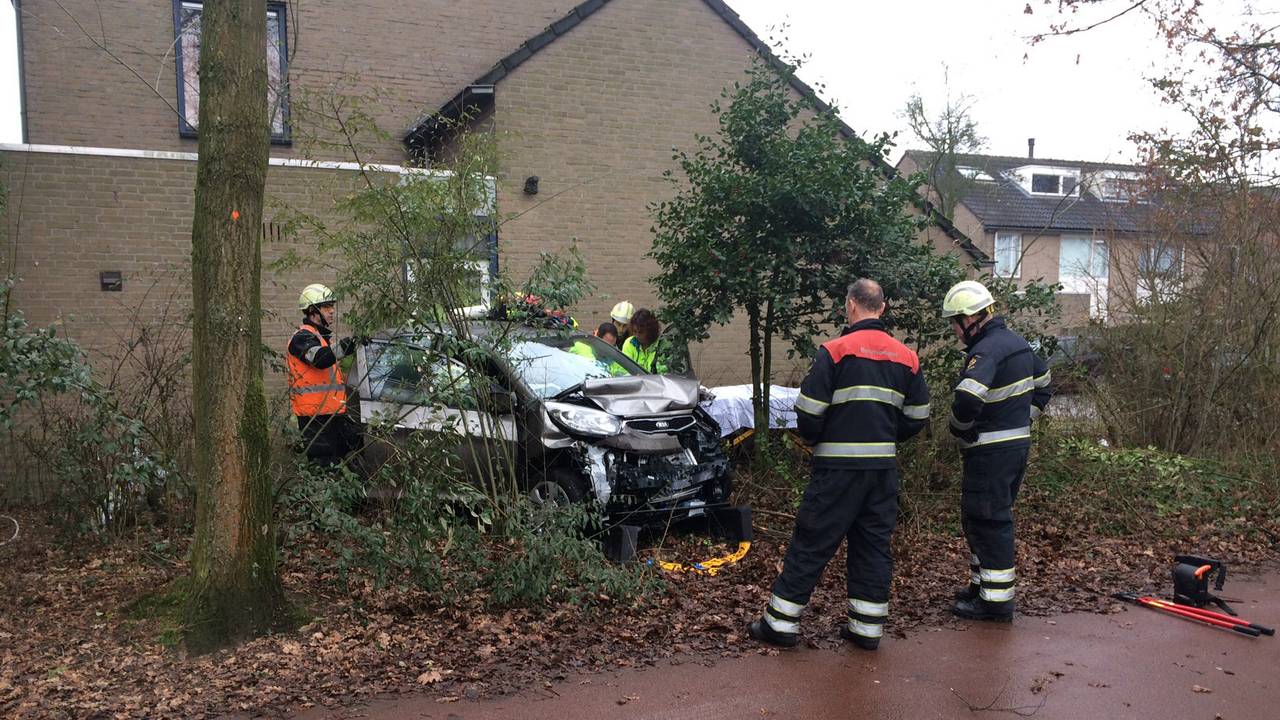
[942,281,1052,622]
[749,279,930,651]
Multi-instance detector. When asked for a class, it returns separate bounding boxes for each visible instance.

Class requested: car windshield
[507,335,641,398]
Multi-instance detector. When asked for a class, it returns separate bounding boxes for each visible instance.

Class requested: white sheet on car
[699,384,799,437]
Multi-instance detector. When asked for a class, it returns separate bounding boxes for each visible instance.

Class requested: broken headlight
[546,401,623,438]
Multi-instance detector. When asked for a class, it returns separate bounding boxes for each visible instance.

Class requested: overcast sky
[0,1,1249,162]
[724,0,1202,166]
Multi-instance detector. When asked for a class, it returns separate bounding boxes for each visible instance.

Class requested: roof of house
[903,150,1158,234]
[402,0,991,266]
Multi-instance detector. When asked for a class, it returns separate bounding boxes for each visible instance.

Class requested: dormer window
[1096,173,1149,202]
[1016,165,1081,196]
[1031,174,1060,194]
[958,166,996,183]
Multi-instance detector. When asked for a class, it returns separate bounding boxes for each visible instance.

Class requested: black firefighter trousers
[297,413,361,466]
[960,447,1030,610]
[767,466,899,638]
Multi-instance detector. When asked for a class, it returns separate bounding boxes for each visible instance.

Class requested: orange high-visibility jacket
[286,325,347,416]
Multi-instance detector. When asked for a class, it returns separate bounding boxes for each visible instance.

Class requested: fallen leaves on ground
[0,499,1275,719]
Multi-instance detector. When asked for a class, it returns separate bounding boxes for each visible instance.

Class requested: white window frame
[994,232,1022,279]
[1059,236,1109,281]
[402,258,493,319]
[459,260,493,318]
[1016,164,1082,197]
[1031,173,1061,195]
[1059,236,1109,319]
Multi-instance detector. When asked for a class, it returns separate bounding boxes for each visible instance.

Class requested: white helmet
[610,300,635,325]
[941,280,995,318]
[298,283,336,311]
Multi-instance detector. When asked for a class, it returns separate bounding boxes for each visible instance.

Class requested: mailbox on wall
[100,271,123,292]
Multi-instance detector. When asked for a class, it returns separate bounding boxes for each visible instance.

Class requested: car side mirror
[486,386,516,415]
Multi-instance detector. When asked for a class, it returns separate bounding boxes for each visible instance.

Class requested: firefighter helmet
[298,283,336,311]
[610,300,635,325]
[941,280,995,318]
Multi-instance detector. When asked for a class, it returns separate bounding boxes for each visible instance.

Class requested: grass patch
[122,578,188,648]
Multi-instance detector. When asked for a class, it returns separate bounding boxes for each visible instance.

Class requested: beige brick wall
[12,0,975,387]
[18,0,573,163]
[896,152,987,271]
[492,0,942,383]
[1014,230,1060,283]
[0,148,373,382]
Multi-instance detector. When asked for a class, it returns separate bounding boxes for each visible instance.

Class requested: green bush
[282,449,658,608]
[3,280,178,534]
[1031,433,1280,535]
[484,503,660,608]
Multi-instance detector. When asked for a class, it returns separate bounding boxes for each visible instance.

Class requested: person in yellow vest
[287,284,360,465]
[622,308,669,374]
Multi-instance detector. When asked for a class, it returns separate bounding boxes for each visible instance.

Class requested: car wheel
[527,470,587,507]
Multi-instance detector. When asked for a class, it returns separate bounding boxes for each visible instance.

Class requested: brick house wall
[16,0,573,163]
[8,0,979,390]
[491,0,800,384]
[0,147,390,364]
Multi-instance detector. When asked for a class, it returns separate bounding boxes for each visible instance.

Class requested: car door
[355,338,518,487]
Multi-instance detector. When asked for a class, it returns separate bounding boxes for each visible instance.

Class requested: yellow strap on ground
[653,541,751,576]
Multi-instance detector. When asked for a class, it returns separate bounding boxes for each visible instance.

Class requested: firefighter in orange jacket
[287,284,360,465]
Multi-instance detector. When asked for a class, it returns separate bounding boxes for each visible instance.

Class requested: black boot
[953,583,980,602]
[839,624,880,651]
[748,618,799,648]
[952,597,1013,622]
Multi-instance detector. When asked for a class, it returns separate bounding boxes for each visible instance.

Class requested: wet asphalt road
[299,568,1280,720]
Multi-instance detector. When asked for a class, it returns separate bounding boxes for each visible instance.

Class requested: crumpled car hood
[580,375,700,416]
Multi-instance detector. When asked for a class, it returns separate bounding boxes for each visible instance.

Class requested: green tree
[183,0,281,652]
[650,58,963,442]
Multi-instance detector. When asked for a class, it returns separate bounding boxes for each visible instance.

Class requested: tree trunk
[183,0,280,653]
[760,298,775,449]
[745,302,766,462]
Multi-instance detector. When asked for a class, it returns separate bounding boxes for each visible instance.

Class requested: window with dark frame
[1031,173,1061,194]
[174,1,290,143]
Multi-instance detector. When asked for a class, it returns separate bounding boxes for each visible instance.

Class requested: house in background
[898,145,1185,327]
[3,0,984,388]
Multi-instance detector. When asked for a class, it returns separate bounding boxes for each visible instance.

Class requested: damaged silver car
[347,322,734,528]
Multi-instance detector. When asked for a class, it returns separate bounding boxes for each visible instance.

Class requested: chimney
[1028,138,1036,159]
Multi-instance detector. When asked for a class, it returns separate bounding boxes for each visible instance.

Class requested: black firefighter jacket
[794,319,930,470]
[948,316,1053,454]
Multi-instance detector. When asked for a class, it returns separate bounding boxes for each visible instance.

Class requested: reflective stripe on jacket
[949,317,1051,454]
[287,324,347,416]
[796,318,930,469]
